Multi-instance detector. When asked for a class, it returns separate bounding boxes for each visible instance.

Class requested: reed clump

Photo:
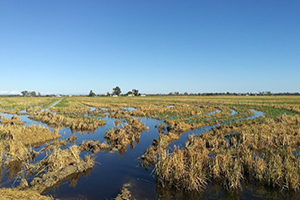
[43,136,77,151]
[79,140,110,153]
[115,183,132,200]
[104,117,148,155]
[0,130,36,184]
[31,111,105,131]
[156,139,209,191]
[6,109,21,115]
[140,128,181,169]
[0,124,60,146]
[155,113,300,192]
[29,145,94,193]
[0,137,33,165]
[26,107,44,114]
[0,124,51,165]
[166,121,201,133]
[0,115,23,126]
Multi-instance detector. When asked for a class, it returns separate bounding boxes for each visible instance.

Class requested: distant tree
[184,92,188,96]
[113,86,121,96]
[89,90,95,97]
[21,90,28,97]
[106,92,110,96]
[127,91,133,96]
[38,92,41,96]
[31,91,36,97]
[132,89,139,96]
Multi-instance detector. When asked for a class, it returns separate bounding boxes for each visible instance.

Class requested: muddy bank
[0,188,54,200]
[79,140,109,153]
[29,145,94,193]
[115,183,132,200]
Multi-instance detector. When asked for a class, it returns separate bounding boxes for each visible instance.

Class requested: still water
[1,106,297,200]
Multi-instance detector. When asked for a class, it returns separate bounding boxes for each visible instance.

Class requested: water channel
[1,103,297,200]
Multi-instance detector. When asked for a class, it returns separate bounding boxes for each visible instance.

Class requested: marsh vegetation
[0,96,299,199]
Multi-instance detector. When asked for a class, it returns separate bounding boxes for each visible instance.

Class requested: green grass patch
[54,98,69,108]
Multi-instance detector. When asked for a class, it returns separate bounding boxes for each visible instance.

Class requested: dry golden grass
[0,115,23,126]
[73,95,300,106]
[0,126,37,166]
[155,113,300,191]
[39,145,85,172]
[29,145,94,193]
[0,119,60,174]
[1,95,299,194]
[0,97,59,113]
[50,98,88,113]
[79,140,109,153]
[31,111,105,131]
[104,117,148,156]
[0,124,60,146]
[0,188,53,200]
[156,142,209,191]
[115,183,132,200]
[1,139,33,164]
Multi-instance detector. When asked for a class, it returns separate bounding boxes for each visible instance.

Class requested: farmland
[0,96,300,199]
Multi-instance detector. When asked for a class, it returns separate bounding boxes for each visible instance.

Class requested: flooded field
[0,96,300,199]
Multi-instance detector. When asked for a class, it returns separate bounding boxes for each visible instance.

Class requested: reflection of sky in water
[43,116,162,199]
[229,109,238,116]
[0,110,164,199]
[0,108,270,200]
[89,107,96,112]
[169,109,265,149]
[166,105,175,109]
[123,107,137,111]
[42,98,63,112]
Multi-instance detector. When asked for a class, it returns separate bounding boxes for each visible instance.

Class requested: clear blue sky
[1,0,299,95]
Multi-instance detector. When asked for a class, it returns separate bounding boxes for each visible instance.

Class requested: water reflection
[1,106,291,200]
[43,168,93,194]
[166,105,175,109]
[169,109,264,148]
[5,161,23,179]
[123,107,137,111]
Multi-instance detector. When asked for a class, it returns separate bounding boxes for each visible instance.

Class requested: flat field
[0,95,300,200]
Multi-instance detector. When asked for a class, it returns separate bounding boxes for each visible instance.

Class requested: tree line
[21,90,41,97]
[88,86,141,97]
[1,89,299,97]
